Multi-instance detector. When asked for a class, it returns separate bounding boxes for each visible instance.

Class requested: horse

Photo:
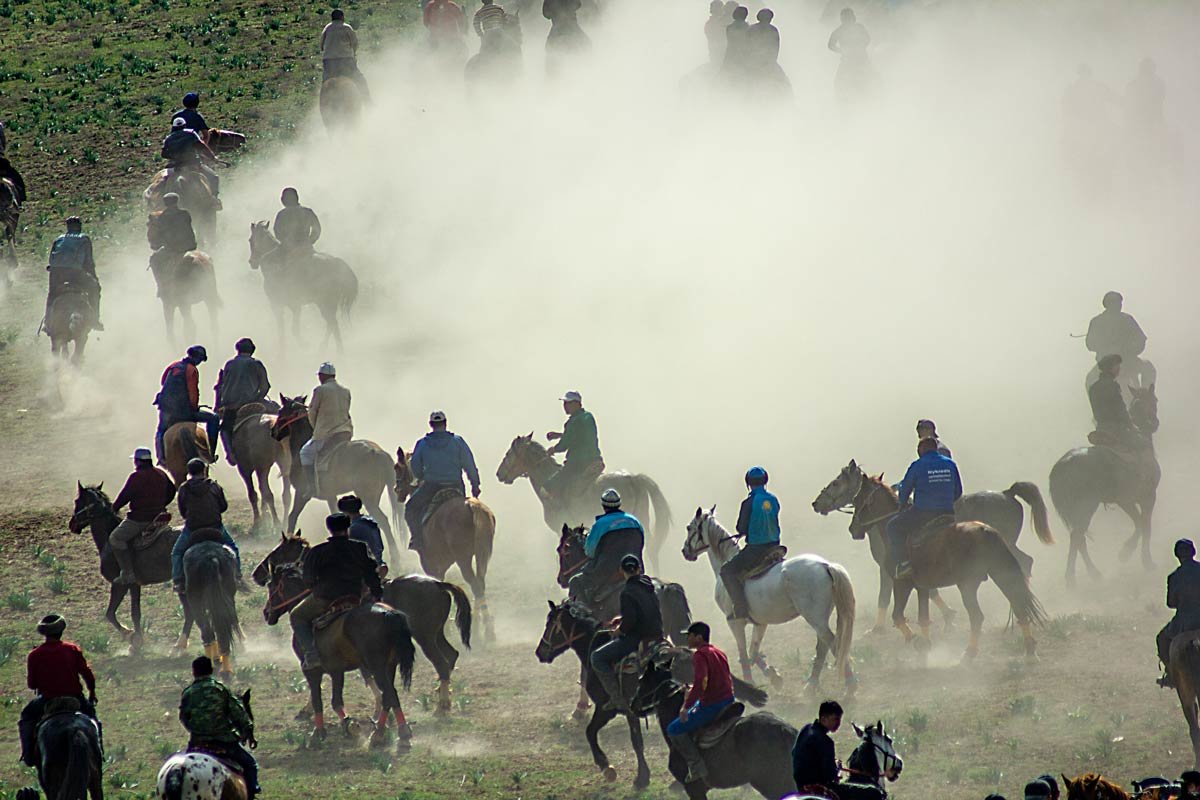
[683,507,857,691]
[465,14,523,88]
[263,558,416,749]
[163,422,214,485]
[69,483,193,651]
[184,536,240,681]
[1167,630,1200,768]
[319,76,363,133]
[1050,385,1160,585]
[145,168,219,246]
[0,171,22,284]
[227,400,292,532]
[247,222,358,352]
[155,689,255,800]
[253,534,470,716]
[496,433,673,568]
[813,459,1054,632]
[272,394,400,559]
[395,448,496,641]
[44,288,98,363]
[1062,773,1136,800]
[149,249,220,344]
[18,698,104,800]
[849,473,1047,660]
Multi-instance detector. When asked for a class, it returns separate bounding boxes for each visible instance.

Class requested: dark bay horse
[69,484,192,651]
[496,433,673,568]
[44,289,98,364]
[263,559,415,750]
[19,698,103,800]
[145,168,218,245]
[1167,630,1200,769]
[1050,385,1160,585]
[253,534,472,716]
[813,459,1054,632]
[395,448,495,640]
[850,474,1047,660]
[229,400,292,532]
[273,395,399,558]
[1,160,25,283]
[150,249,221,344]
[184,537,240,681]
[247,223,358,352]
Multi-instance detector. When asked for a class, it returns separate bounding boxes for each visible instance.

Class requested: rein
[266,586,310,615]
[841,736,899,784]
[558,552,589,582]
[851,479,900,533]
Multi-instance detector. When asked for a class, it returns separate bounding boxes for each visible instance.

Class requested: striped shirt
[473,3,506,37]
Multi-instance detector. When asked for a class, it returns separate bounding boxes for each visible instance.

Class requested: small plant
[157,741,176,758]
[47,574,68,595]
[6,590,33,611]
[0,635,21,668]
[81,632,110,654]
[906,710,928,734]
[369,752,393,774]
[1007,695,1035,717]
[511,771,528,788]
[37,551,57,569]
[469,767,485,787]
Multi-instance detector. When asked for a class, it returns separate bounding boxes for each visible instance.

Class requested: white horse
[156,751,249,800]
[683,506,857,691]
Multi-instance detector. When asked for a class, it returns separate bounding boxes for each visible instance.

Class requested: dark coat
[302,536,382,601]
[618,575,662,640]
[792,720,838,788]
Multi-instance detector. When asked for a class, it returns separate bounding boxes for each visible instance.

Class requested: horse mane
[563,598,602,629]
[862,472,898,500]
[1067,773,1132,800]
[81,484,111,505]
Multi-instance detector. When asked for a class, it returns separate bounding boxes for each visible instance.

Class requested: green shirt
[551,408,601,464]
[179,676,252,744]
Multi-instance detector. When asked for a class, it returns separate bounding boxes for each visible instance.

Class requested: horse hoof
[308,729,326,748]
[369,729,390,750]
[867,626,889,637]
[295,707,313,722]
[571,704,590,722]
[634,774,651,790]
[961,647,979,663]
[912,636,932,655]
[602,766,617,783]
[396,722,413,741]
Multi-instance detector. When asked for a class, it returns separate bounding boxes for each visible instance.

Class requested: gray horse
[247,222,358,352]
[1050,385,1160,585]
[813,460,1054,632]
[228,400,292,532]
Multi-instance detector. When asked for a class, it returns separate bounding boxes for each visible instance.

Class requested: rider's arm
[307,210,322,244]
[161,470,179,507]
[112,474,136,513]
[409,441,426,482]
[171,530,190,583]
[459,439,481,493]
[255,362,271,399]
[320,23,330,53]
[177,482,191,522]
[215,483,229,516]
[363,549,383,599]
[896,462,919,506]
[74,646,97,698]
[685,650,707,707]
[952,465,963,502]
[82,237,97,276]
[186,364,200,410]
[307,386,322,427]
[827,29,840,52]
[735,496,752,538]
[1168,573,1180,609]
[549,415,575,455]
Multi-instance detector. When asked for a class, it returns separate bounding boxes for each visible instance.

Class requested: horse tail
[436,580,473,649]
[632,474,672,569]
[387,610,417,691]
[161,759,186,800]
[1003,481,1055,545]
[385,479,404,553]
[469,499,495,575]
[826,562,856,674]
[60,729,93,800]
[338,260,358,321]
[178,425,199,464]
[209,552,239,652]
[730,675,769,708]
[980,526,1048,627]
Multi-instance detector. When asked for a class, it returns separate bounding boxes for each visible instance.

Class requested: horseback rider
[791,699,843,795]
[300,362,352,495]
[1087,291,1153,387]
[1183,771,1200,797]
[179,655,259,798]
[404,410,481,552]
[43,216,104,331]
[473,0,507,40]
[705,0,727,64]
[747,8,780,72]
[171,92,209,134]
[19,614,101,770]
[321,10,370,97]
[721,5,751,76]
[291,513,383,671]
[668,620,735,786]
[1089,354,1142,449]
[161,117,220,200]
[1156,539,1200,688]
[425,0,467,50]
[154,345,221,465]
[337,494,387,574]
[272,187,321,265]
[170,458,246,593]
[213,337,271,467]
[542,390,603,505]
[568,488,645,607]
[589,553,663,714]
[828,7,870,62]
[719,466,781,622]
[915,419,951,457]
[147,192,198,279]
[110,447,177,585]
[888,437,962,580]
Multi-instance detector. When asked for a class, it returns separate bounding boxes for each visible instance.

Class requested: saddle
[423,486,466,527]
[315,433,352,475]
[745,545,788,580]
[314,594,363,631]
[695,701,746,749]
[186,742,246,775]
[189,527,226,545]
[133,514,175,551]
[910,515,956,551]
[232,401,280,435]
[617,637,673,675]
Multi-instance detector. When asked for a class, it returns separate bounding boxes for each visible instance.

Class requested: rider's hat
[132,447,153,461]
[317,362,336,377]
[1182,770,1200,785]
[171,117,187,129]
[429,410,447,425]
[601,488,621,509]
[620,554,642,572]
[1176,539,1196,557]
[65,216,82,228]
[37,614,67,637]
[915,419,936,432]
[162,192,180,206]
[560,390,582,403]
[1098,353,1122,371]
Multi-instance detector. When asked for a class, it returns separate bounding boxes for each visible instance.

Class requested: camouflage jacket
[179,676,252,744]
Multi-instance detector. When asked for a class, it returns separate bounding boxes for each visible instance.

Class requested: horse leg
[207,299,219,339]
[175,593,193,653]
[930,588,957,630]
[1141,493,1157,569]
[239,467,261,530]
[307,671,328,744]
[749,623,780,689]
[958,582,985,661]
[372,660,411,750]
[180,303,196,343]
[872,562,892,634]
[574,663,591,720]
[727,618,753,682]
[162,301,176,343]
[585,706,619,782]
[422,631,455,715]
[457,556,494,643]
[806,622,835,692]
[105,584,132,638]
[130,585,144,652]
[626,709,651,789]
[331,672,349,732]
[257,468,279,529]
[892,584,916,642]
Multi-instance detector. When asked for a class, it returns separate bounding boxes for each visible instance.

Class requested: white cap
[132,447,153,461]
[172,117,186,128]
[317,362,336,376]
[429,410,447,424]
[561,390,582,403]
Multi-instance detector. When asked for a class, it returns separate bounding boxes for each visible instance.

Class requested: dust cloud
[24,0,1200,632]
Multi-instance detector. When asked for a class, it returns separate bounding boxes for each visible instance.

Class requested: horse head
[813,459,863,515]
[535,599,596,664]
[1130,384,1159,435]
[262,557,309,625]
[271,394,310,441]
[247,220,278,270]
[496,432,542,484]
[69,482,109,534]
[848,473,896,540]
[682,505,724,561]
[1062,773,1133,800]
[251,531,309,587]
[556,523,588,588]
[394,446,417,503]
[849,720,903,785]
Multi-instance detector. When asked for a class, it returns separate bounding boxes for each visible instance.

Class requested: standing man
[1086,291,1153,389]
[1156,539,1200,688]
[291,513,382,670]
[720,466,781,622]
[338,494,387,573]
[543,390,603,505]
[178,655,259,798]
[915,419,951,457]
[300,362,352,494]
[273,188,322,265]
[405,410,481,552]
[589,554,663,713]
[110,447,177,585]
[792,700,843,794]
[887,437,962,580]
[569,488,645,607]
[320,10,370,97]
[171,458,244,592]
[19,614,100,769]
[668,621,734,785]
[154,345,220,465]
[43,216,103,331]
[213,338,271,466]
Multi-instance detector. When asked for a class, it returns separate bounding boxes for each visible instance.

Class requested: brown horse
[150,250,221,344]
[163,422,213,485]
[228,401,292,532]
[1062,773,1134,800]
[145,168,219,245]
[850,474,1047,660]
[44,288,98,364]
[1168,630,1200,768]
[395,448,496,641]
[319,77,363,133]
[0,170,22,283]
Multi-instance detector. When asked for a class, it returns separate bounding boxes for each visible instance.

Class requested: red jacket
[114,465,177,522]
[27,640,96,699]
[160,360,200,412]
[687,643,734,707]
[424,0,464,35]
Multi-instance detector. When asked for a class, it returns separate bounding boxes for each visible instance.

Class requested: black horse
[18,698,104,800]
[184,536,240,680]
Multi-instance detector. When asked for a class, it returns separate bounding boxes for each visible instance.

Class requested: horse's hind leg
[805,620,836,691]
[330,672,349,730]
[457,556,494,643]
[626,709,651,789]
[749,623,780,688]
[105,584,132,638]
[180,304,197,343]
[130,586,145,652]
[207,299,219,338]
[257,468,280,529]
[162,301,176,343]
[240,467,261,529]
[873,563,893,634]
[174,594,193,652]
[585,706,618,781]
[958,581,985,662]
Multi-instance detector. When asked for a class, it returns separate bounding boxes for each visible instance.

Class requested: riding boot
[722,575,750,621]
[1158,672,1175,689]
[305,464,320,497]
[670,731,709,784]
[894,560,913,581]
[113,544,138,585]
[18,715,36,767]
[596,669,631,713]
[293,619,320,671]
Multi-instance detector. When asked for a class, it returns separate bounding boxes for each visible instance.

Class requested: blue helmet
[182,92,200,108]
[745,466,768,486]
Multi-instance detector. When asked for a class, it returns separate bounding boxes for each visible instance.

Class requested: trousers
[885,508,946,568]
[590,633,640,676]
[404,480,463,550]
[719,543,778,617]
[667,697,734,736]
[290,594,331,661]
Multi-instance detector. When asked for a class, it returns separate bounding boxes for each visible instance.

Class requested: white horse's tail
[827,562,856,674]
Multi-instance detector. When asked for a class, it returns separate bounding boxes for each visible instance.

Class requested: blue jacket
[897,451,962,512]
[411,430,481,492]
[585,510,644,558]
[171,526,240,582]
[48,233,96,273]
[350,516,386,566]
[736,486,781,545]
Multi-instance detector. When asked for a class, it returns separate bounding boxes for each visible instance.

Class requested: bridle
[273,407,308,438]
[849,477,899,536]
[842,731,901,783]
[683,515,739,560]
[538,606,591,655]
[503,439,554,482]
[69,492,112,532]
[557,536,589,583]
[264,564,310,618]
